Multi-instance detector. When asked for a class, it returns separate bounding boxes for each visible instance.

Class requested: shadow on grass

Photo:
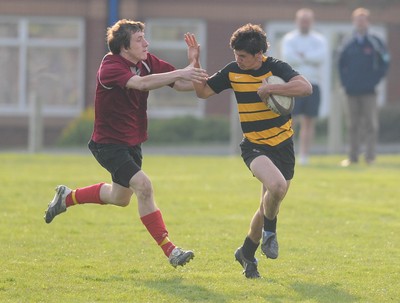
[291,282,359,303]
[143,277,228,302]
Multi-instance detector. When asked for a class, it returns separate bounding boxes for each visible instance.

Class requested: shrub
[57,104,400,148]
[57,107,94,146]
[147,116,229,144]
[57,108,230,147]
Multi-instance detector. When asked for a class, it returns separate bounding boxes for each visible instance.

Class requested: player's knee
[117,198,130,207]
[270,180,287,201]
[104,183,132,207]
[134,176,153,201]
[111,194,131,207]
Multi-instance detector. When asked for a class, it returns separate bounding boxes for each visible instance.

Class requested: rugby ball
[263,75,294,116]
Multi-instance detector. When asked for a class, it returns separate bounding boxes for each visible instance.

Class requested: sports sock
[65,183,105,207]
[264,216,277,233]
[140,210,175,257]
[242,236,259,262]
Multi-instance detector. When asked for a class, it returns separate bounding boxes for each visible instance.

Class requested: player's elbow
[137,81,151,91]
[195,88,213,99]
[304,82,313,96]
[299,81,313,97]
[195,91,208,99]
[193,83,214,99]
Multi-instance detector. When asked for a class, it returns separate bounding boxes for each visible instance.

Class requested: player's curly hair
[107,19,145,54]
[230,23,269,55]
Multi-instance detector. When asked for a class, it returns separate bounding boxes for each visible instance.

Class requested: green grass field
[1,152,399,303]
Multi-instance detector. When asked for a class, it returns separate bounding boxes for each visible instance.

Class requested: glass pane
[147,48,198,110]
[149,48,188,68]
[151,24,199,42]
[27,47,79,107]
[0,47,19,106]
[0,21,18,38]
[149,87,196,109]
[29,22,79,39]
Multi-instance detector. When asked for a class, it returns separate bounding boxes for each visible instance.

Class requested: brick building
[1,0,399,148]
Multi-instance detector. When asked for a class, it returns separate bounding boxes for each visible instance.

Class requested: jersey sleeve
[98,55,133,89]
[206,62,234,94]
[269,58,300,82]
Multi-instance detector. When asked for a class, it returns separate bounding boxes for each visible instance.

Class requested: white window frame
[0,16,85,117]
[145,18,206,118]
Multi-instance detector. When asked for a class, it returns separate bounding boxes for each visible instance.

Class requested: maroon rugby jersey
[91,53,175,146]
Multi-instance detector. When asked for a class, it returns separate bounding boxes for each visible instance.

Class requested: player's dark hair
[107,19,145,54]
[230,23,269,55]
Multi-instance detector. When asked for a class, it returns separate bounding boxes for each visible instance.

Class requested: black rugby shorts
[88,140,142,188]
[240,138,295,180]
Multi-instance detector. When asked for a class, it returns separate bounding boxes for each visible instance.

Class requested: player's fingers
[191,34,198,45]
[192,71,208,82]
[192,76,207,83]
[187,33,198,46]
[185,33,193,43]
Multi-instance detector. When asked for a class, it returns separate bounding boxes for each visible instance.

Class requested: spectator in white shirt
[281,8,328,165]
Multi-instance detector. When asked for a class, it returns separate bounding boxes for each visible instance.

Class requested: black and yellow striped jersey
[207,55,299,148]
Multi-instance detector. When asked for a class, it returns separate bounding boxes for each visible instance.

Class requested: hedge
[57,108,229,146]
[57,105,400,147]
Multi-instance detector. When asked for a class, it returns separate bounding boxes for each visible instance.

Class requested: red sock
[65,183,105,207]
[140,210,176,257]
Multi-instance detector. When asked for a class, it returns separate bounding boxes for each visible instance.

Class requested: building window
[145,19,206,118]
[0,17,85,116]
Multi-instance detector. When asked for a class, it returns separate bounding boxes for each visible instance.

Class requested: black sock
[264,216,277,233]
[242,236,259,261]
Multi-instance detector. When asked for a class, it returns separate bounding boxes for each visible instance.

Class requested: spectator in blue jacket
[338,7,390,166]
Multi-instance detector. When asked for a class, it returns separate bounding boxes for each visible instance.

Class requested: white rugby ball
[264,75,294,116]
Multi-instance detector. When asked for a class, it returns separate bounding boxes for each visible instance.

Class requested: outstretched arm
[126,65,207,91]
[184,33,216,99]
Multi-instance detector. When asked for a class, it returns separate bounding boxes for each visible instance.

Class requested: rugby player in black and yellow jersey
[185,24,312,279]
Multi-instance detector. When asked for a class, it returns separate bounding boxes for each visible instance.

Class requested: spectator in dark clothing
[338,7,390,166]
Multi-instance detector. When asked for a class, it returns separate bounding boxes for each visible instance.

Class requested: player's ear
[122,45,130,53]
[255,51,263,61]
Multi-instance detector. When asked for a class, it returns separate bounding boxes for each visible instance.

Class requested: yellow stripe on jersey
[239,111,274,122]
[231,82,259,92]
[245,120,294,146]
[237,102,279,122]
[229,71,272,93]
[229,72,272,82]
[238,102,269,112]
